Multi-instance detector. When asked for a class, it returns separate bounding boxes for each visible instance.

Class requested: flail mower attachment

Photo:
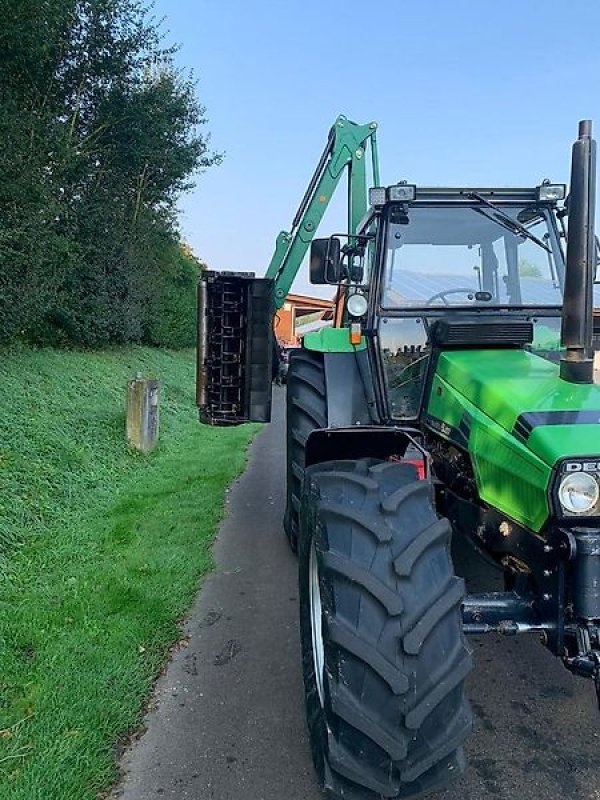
[196,271,274,425]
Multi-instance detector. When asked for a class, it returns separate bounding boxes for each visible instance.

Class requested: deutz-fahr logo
[562,461,600,473]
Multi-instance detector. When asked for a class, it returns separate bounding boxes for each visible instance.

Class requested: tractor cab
[358,184,567,419]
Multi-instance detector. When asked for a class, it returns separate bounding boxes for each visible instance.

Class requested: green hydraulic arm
[265,115,380,309]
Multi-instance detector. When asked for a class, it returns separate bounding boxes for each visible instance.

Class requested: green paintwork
[435,350,600,452]
[303,327,366,353]
[428,349,600,531]
[427,373,552,530]
[265,115,379,309]
[532,323,561,352]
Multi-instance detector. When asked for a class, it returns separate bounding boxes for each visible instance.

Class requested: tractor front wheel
[284,349,327,552]
[299,458,473,799]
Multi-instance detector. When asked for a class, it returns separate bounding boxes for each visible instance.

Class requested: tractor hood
[436,349,600,467]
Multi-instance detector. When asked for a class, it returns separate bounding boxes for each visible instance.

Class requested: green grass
[0,345,258,799]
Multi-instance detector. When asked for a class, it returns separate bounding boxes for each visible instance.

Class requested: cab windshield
[382,204,564,309]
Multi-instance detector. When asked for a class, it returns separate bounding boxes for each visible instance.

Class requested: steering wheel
[425,288,478,306]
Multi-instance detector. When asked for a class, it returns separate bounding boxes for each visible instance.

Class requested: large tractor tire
[299,458,473,799]
[284,349,327,553]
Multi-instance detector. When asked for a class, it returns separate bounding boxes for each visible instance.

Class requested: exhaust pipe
[560,120,596,384]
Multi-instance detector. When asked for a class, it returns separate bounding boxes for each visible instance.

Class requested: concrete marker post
[126,374,160,452]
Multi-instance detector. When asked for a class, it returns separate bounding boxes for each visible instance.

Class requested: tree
[518,259,542,278]
[0,1,76,339]
[0,0,219,346]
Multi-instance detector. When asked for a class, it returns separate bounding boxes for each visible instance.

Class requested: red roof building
[274,293,335,346]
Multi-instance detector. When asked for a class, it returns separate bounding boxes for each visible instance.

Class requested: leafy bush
[0,0,219,348]
[145,246,202,350]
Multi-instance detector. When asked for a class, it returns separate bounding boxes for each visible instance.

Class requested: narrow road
[114,388,600,800]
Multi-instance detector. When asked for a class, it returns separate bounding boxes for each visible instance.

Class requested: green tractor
[197,118,600,798]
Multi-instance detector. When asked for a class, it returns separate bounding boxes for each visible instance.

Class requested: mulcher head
[197,271,274,425]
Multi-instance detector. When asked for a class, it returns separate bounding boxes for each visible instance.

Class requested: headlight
[346,292,368,318]
[536,183,566,202]
[388,183,416,202]
[368,184,417,206]
[368,187,387,207]
[558,472,600,514]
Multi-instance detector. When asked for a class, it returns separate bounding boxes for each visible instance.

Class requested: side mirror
[310,237,342,284]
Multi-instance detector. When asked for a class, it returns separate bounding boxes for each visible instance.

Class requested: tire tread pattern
[299,458,473,799]
[284,349,327,551]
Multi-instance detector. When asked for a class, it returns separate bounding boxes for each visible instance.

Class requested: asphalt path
[114,387,600,800]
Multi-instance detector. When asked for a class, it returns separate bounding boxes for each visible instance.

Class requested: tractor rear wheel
[284,349,327,553]
[299,458,473,799]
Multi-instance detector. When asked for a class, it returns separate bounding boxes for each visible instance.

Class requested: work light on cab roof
[370,181,566,207]
[369,182,416,207]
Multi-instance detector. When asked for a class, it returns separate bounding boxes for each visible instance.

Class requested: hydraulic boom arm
[196,115,379,426]
[265,115,380,308]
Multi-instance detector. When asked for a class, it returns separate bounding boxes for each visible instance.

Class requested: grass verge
[0,345,258,799]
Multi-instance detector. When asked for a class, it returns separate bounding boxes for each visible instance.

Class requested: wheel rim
[309,541,325,706]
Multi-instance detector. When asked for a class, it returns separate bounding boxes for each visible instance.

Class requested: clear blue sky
[154,0,600,295]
